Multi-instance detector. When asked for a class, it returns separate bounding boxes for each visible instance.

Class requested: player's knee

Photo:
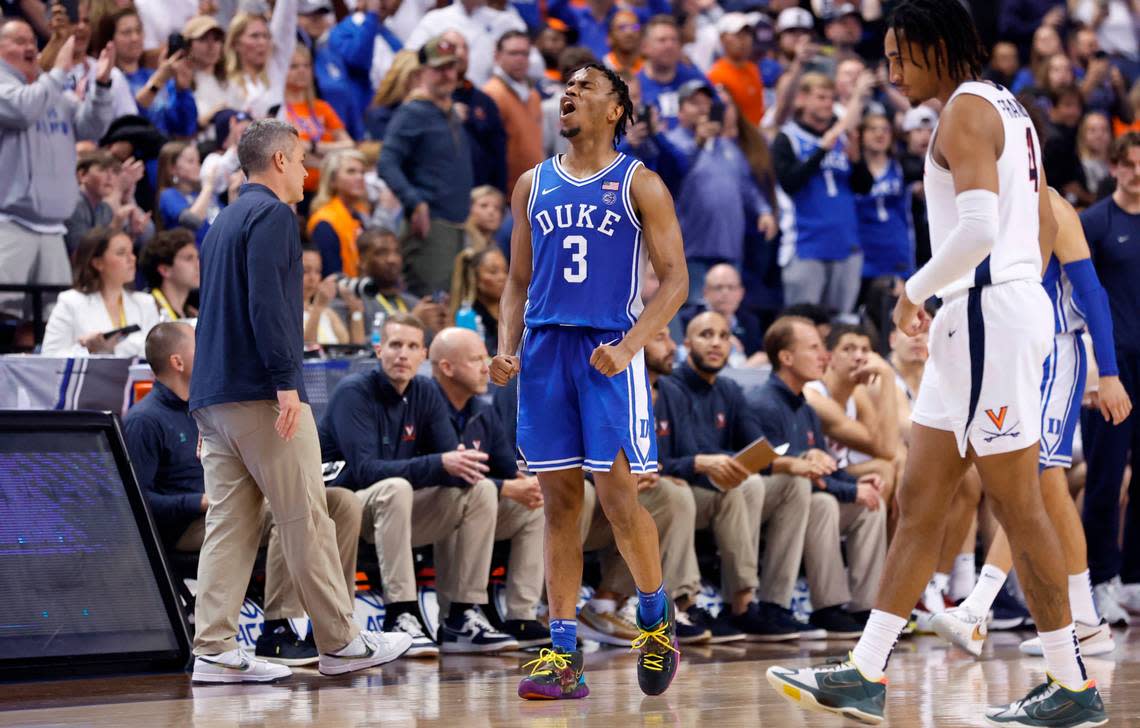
[379,477,414,513]
[809,491,840,526]
[326,487,364,533]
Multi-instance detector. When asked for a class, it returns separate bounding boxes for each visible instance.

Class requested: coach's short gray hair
[237,119,300,176]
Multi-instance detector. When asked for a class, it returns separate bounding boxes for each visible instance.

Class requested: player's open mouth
[560,98,576,118]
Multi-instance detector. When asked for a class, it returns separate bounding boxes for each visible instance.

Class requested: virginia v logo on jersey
[534,203,623,238]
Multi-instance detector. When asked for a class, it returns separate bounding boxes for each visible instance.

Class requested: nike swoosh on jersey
[542,186,562,195]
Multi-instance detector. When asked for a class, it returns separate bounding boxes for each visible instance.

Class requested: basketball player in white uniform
[766,1,1108,725]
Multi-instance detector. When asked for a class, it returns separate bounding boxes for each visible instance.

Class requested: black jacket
[437,381,518,490]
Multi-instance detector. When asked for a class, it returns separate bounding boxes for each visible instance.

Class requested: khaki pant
[756,474,812,606]
[580,477,699,599]
[803,491,888,611]
[400,218,465,298]
[689,475,765,599]
[357,477,498,606]
[191,402,357,655]
[175,487,362,620]
[438,494,545,620]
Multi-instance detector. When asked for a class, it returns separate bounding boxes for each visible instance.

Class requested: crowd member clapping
[42,226,160,356]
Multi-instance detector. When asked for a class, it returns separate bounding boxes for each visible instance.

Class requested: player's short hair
[643,14,678,36]
[1110,131,1140,165]
[496,29,530,52]
[798,72,835,95]
[887,0,987,83]
[578,63,634,150]
[237,119,300,177]
[764,315,815,372]
[357,227,398,256]
[140,228,196,290]
[382,312,426,338]
[145,322,193,377]
[825,322,880,352]
[1048,83,1083,110]
[76,150,115,175]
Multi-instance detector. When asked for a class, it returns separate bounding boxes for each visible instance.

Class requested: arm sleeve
[331,385,447,487]
[904,189,999,303]
[123,416,203,522]
[771,131,829,195]
[378,108,427,211]
[0,70,63,130]
[310,221,344,275]
[1063,258,1119,376]
[246,205,302,391]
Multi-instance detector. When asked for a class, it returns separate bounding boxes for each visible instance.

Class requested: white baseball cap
[775,7,814,34]
[717,12,764,35]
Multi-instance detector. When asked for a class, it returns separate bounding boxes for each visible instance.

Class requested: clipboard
[709,437,790,491]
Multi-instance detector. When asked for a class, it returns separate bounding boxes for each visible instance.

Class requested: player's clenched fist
[490,354,520,385]
[590,341,635,377]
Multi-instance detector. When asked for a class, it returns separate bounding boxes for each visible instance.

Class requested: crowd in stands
[2,0,1140,658]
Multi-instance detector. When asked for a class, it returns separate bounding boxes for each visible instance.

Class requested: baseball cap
[183,15,224,40]
[677,79,715,103]
[297,0,332,14]
[418,36,460,68]
[823,2,861,23]
[716,12,764,35]
[775,7,814,34]
[213,109,252,146]
[902,105,938,132]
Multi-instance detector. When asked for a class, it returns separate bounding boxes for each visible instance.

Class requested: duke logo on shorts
[1038,256,1089,469]
[516,153,657,474]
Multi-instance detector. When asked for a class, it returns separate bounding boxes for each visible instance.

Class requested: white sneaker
[931,606,987,657]
[192,648,292,683]
[1093,580,1131,628]
[438,607,519,653]
[391,612,440,658]
[318,630,413,676]
[1019,619,1116,657]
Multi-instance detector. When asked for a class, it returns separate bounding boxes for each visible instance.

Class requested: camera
[337,275,378,298]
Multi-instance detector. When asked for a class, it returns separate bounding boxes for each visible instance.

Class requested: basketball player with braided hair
[491,62,688,700]
[767,1,1109,725]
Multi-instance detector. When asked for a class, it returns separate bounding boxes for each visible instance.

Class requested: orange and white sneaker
[931,606,988,657]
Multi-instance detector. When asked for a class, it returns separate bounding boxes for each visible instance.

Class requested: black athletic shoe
[633,598,680,696]
[731,602,800,642]
[809,606,865,639]
[255,623,319,666]
[503,619,550,650]
[686,605,746,644]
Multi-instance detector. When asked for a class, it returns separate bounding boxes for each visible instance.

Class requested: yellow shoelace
[630,622,681,672]
[522,648,573,677]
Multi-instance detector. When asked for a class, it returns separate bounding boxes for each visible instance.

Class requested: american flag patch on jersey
[602,181,620,190]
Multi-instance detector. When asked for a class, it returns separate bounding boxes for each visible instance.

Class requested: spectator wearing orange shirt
[707,13,764,127]
[604,10,643,76]
[283,45,353,199]
[482,30,543,196]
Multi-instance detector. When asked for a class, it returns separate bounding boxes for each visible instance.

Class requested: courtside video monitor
[0,411,191,680]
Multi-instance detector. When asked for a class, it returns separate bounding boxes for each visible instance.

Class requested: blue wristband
[1063,258,1119,377]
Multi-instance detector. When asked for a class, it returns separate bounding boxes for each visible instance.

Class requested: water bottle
[455,302,478,332]
[370,312,386,348]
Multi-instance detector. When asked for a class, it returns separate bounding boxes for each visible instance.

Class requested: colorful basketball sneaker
[632,598,681,696]
[766,655,888,725]
[517,649,589,700]
[984,676,1107,727]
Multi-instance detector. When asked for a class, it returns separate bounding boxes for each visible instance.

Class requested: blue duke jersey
[1042,256,1087,335]
[856,159,915,278]
[524,153,647,331]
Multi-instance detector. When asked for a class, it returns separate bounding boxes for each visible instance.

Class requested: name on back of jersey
[534,203,624,238]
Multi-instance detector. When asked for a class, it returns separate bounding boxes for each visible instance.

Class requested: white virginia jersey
[924,81,1043,297]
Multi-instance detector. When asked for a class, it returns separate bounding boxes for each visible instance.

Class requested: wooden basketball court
[3,632,1139,727]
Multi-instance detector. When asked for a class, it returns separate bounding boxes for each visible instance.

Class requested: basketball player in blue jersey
[490,63,688,700]
[766,1,1109,725]
[932,187,1132,659]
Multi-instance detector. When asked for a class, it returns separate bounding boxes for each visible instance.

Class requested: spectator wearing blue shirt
[1080,133,1140,603]
[749,316,888,635]
[429,327,549,648]
[660,312,812,640]
[772,72,874,313]
[317,313,517,655]
[156,141,218,246]
[855,109,916,289]
[125,322,366,667]
[549,0,667,62]
[636,16,707,131]
[326,0,405,139]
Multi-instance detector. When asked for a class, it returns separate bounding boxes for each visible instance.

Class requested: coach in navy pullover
[124,378,205,547]
[189,183,306,410]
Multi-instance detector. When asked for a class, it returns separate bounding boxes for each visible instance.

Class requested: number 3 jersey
[524,153,648,332]
[924,81,1043,298]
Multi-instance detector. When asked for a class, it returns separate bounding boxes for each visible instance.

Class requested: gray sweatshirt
[0,61,115,233]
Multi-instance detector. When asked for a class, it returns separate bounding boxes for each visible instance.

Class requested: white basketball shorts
[911,279,1053,458]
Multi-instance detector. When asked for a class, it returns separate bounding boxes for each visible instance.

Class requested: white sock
[1038,624,1088,687]
[933,572,950,595]
[961,564,1007,616]
[850,610,907,681]
[1069,570,1100,625]
[589,598,617,614]
[950,553,977,602]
